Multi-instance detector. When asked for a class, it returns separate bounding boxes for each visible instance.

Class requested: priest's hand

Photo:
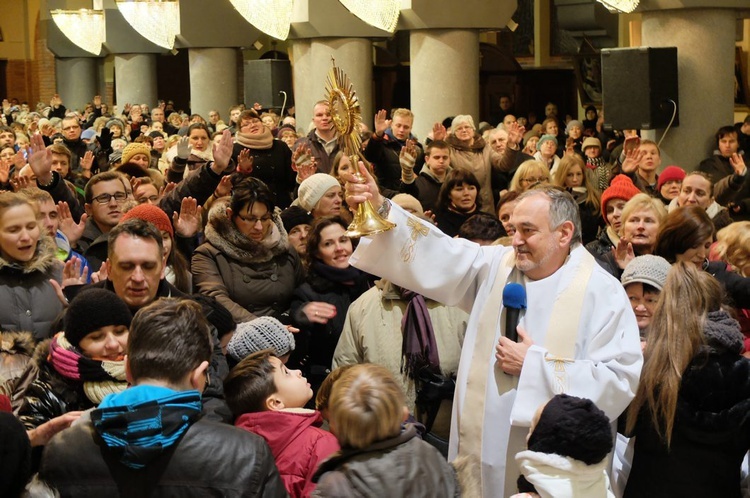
[495,326,533,376]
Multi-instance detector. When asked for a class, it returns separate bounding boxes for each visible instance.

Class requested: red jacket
[235,409,339,498]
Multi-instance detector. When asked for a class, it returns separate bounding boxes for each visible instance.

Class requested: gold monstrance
[325,59,395,237]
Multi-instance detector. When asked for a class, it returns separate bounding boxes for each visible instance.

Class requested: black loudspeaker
[602,47,679,130]
[243,59,294,110]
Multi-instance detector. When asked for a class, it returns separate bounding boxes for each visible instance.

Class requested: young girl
[553,155,603,245]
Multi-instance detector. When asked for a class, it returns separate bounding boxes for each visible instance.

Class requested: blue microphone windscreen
[502,283,527,309]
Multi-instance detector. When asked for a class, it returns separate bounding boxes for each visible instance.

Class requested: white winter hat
[298,173,340,212]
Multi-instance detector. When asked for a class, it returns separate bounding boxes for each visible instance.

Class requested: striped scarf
[48,333,128,404]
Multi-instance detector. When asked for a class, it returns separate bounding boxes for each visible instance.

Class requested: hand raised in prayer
[620,147,645,174]
[0,158,9,184]
[507,121,526,147]
[10,175,31,192]
[730,153,747,176]
[160,182,177,198]
[613,237,635,270]
[176,136,191,160]
[173,196,203,238]
[28,134,53,185]
[80,150,94,174]
[374,109,390,136]
[237,148,254,174]
[57,201,87,247]
[211,130,233,174]
[495,326,533,376]
[432,122,447,141]
[214,175,233,198]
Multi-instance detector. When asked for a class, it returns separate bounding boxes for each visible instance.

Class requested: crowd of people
[0,91,749,497]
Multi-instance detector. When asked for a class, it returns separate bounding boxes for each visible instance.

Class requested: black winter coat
[624,349,750,498]
[290,267,372,379]
[231,140,295,208]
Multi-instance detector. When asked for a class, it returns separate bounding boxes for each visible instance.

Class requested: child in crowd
[224,349,339,498]
[226,315,296,367]
[511,394,615,498]
[311,363,459,497]
[314,365,354,423]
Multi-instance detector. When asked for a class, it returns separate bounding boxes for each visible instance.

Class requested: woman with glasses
[192,177,305,323]
[0,191,63,340]
[232,109,296,209]
[508,159,550,193]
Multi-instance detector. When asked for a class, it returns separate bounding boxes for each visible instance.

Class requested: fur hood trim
[204,197,290,264]
[31,338,53,367]
[0,234,58,274]
[0,331,36,356]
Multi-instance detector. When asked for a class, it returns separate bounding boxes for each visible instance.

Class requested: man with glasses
[78,171,130,271]
[61,114,112,174]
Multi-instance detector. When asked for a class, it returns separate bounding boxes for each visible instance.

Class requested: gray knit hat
[621,255,671,291]
[227,316,295,362]
[537,134,558,148]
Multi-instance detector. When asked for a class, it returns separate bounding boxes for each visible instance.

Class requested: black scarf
[310,259,362,284]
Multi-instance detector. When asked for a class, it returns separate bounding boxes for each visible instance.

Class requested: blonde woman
[553,154,603,244]
[509,159,549,193]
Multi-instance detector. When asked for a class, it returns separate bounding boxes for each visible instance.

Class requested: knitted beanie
[227,316,295,362]
[81,128,97,141]
[527,394,613,465]
[600,175,641,220]
[120,203,174,238]
[64,289,133,349]
[656,165,686,192]
[621,254,671,291]
[298,173,340,212]
[277,124,297,138]
[451,115,475,130]
[106,118,125,130]
[537,134,558,148]
[120,142,151,166]
[391,193,424,216]
[565,120,583,134]
[280,205,314,234]
[582,137,601,151]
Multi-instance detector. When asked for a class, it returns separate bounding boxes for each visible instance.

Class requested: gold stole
[457,248,597,495]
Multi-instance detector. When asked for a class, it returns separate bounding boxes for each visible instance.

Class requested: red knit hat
[600,175,641,221]
[120,203,174,238]
[656,165,686,192]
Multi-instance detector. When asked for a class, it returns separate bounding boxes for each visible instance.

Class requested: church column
[189,48,238,120]
[309,38,373,127]
[291,39,313,131]
[55,57,98,112]
[410,29,480,140]
[640,9,736,169]
[114,53,157,108]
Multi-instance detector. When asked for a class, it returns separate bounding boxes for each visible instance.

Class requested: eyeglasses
[138,195,159,204]
[92,192,127,204]
[521,177,547,184]
[236,212,272,225]
[243,118,262,125]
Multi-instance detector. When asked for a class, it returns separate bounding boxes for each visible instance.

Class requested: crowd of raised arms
[0,92,749,497]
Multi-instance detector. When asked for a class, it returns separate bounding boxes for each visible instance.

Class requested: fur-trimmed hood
[0,331,36,357]
[31,338,53,367]
[0,234,59,275]
[204,197,290,264]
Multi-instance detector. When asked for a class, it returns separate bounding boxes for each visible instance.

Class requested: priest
[344,164,642,497]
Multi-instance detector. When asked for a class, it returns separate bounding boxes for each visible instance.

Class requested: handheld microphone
[502,283,527,343]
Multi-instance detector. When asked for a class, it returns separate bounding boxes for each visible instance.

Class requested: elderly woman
[596,192,667,278]
[16,289,132,429]
[192,178,304,323]
[232,109,295,209]
[533,134,560,176]
[432,115,506,215]
[297,173,344,220]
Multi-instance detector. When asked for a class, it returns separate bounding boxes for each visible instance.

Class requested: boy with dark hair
[224,349,339,498]
[39,299,286,497]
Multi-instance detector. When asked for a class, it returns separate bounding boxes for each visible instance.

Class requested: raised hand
[28,133,53,185]
[292,144,314,171]
[507,121,526,147]
[0,159,10,184]
[374,109,390,136]
[90,261,108,284]
[237,149,254,174]
[613,237,635,270]
[10,175,31,192]
[58,201,87,247]
[93,95,102,107]
[214,175,233,198]
[432,122,447,141]
[160,181,177,198]
[620,147,645,174]
[400,140,417,183]
[61,256,90,287]
[173,196,203,238]
[176,136,191,160]
[80,150,94,176]
[730,153,747,176]
[12,151,27,171]
[211,130,233,173]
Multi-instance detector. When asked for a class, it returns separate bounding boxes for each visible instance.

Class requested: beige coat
[332,280,468,439]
